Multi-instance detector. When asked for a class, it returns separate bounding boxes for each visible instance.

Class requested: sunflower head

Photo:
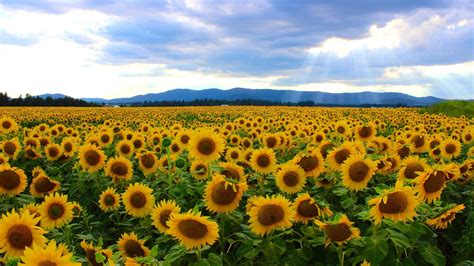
[293,193,332,224]
[426,204,465,229]
[415,169,447,203]
[152,199,181,233]
[368,183,418,224]
[118,232,150,258]
[248,195,294,236]
[78,144,106,173]
[275,163,306,194]
[341,154,377,191]
[0,164,27,196]
[30,174,60,197]
[105,156,133,182]
[99,187,121,212]
[205,174,248,213]
[315,215,360,246]
[122,183,155,217]
[188,129,225,163]
[250,148,277,174]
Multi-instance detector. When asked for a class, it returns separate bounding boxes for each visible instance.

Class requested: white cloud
[382,61,474,79]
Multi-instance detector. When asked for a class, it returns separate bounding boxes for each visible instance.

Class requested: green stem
[337,245,345,266]
[219,214,226,255]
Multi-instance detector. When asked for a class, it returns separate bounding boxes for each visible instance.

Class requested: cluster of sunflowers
[0,107,473,265]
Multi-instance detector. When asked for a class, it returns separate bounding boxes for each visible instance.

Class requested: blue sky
[0,0,472,99]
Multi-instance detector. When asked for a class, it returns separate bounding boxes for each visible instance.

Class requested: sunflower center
[430,140,440,149]
[104,194,116,206]
[378,191,408,214]
[3,142,16,155]
[465,134,472,141]
[101,135,110,143]
[445,144,456,154]
[26,149,38,158]
[257,204,284,226]
[159,209,172,228]
[222,168,239,180]
[433,148,441,156]
[2,121,12,129]
[283,171,299,186]
[48,147,59,158]
[34,177,56,193]
[85,248,99,265]
[130,192,147,208]
[348,162,370,182]
[440,212,456,223]
[211,181,238,205]
[334,149,350,164]
[298,156,318,171]
[423,171,446,193]
[133,140,143,149]
[120,144,131,154]
[404,162,424,179]
[195,164,207,176]
[124,240,145,257]
[324,223,352,242]
[413,135,425,148]
[84,150,101,166]
[0,170,21,190]
[178,219,208,239]
[266,137,277,148]
[180,135,190,144]
[256,154,270,167]
[297,200,319,218]
[337,126,345,134]
[64,143,73,152]
[111,161,128,176]
[140,154,155,169]
[230,151,239,159]
[197,138,216,155]
[48,203,65,220]
[7,224,33,249]
[171,144,180,152]
[38,261,57,266]
[397,146,410,159]
[321,143,335,158]
[359,126,372,138]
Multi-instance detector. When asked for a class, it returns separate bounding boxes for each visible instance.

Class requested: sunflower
[71,202,81,217]
[117,232,150,258]
[29,174,60,197]
[292,150,325,178]
[80,240,114,266]
[327,142,357,170]
[440,139,461,159]
[2,138,21,160]
[190,160,209,180]
[250,148,277,174]
[38,193,74,229]
[169,140,182,159]
[225,147,242,162]
[205,174,248,213]
[355,123,376,141]
[315,215,360,246]
[368,182,418,224]
[0,164,27,196]
[0,210,46,258]
[136,152,157,175]
[151,199,181,233]
[188,129,225,163]
[398,156,429,181]
[78,144,106,173]
[19,204,41,219]
[275,163,306,194]
[61,137,77,158]
[122,183,155,217]
[105,156,133,182]
[248,195,294,236]
[410,134,428,153]
[0,117,18,134]
[341,155,377,191]
[175,130,191,149]
[219,162,246,182]
[99,187,121,212]
[19,240,79,266]
[98,130,113,147]
[415,169,448,203]
[167,210,219,250]
[44,143,62,161]
[116,140,135,157]
[24,147,42,160]
[0,154,9,164]
[293,193,332,224]
[426,204,465,229]
[334,121,351,137]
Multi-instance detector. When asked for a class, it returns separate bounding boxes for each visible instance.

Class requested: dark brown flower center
[337,126,345,134]
[378,191,408,214]
[64,143,73,152]
[124,240,145,257]
[412,135,425,148]
[101,134,110,143]
[38,261,57,266]
[222,168,239,180]
[256,154,270,167]
[48,203,65,220]
[230,151,239,159]
[298,156,318,172]
[334,149,350,165]
[120,144,131,155]
[404,162,423,179]
[297,200,319,218]
[195,164,207,176]
[133,139,143,149]
[178,219,208,239]
[171,143,180,152]
[397,146,410,159]
[324,223,352,242]
[180,135,190,144]
[111,161,128,176]
[430,140,440,149]
[34,177,56,193]
[2,121,12,129]
[321,143,335,158]
[104,194,116,206]
[84,150,101,166]
[358,126,372,138]
[257,204,284,226]
[348,161,370,182]
[48,147,59,158]
[266,137,277,148]
[7,224,33,249]
[130,192,147,208]
[197,138,216,155]
[0,170,21,190]
[283,171,299,186]
[423,171,446,193]
[159,209,172,228]
[3,142,16,155]
[140,154,155,169]
[211,181,238,205]
[445,144,456,154]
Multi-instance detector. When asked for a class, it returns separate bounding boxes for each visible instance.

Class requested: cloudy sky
[0,0,472,99]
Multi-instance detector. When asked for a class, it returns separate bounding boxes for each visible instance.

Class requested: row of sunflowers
[0,106,473,265]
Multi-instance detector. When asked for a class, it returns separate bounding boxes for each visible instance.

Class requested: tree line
[0,92,98,107]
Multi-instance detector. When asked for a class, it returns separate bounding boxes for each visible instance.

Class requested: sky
[0,0,473,99]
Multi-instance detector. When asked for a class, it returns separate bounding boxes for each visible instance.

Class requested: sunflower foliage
[0,107,472,265]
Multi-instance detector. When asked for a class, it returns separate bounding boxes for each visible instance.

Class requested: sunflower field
[0,106,473,266]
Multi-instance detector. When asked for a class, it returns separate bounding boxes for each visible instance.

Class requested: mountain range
[38,88,444,106]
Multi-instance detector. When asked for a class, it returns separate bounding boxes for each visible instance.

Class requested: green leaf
[207,253,223,266]
[386,229,411,249]
[364,237,389,265]
[419,245,446,266]
[150,245,159,257]
[95,252,106,263]
[164,245,187,263]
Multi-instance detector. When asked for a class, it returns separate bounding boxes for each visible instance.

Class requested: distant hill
[75,88,444,106]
